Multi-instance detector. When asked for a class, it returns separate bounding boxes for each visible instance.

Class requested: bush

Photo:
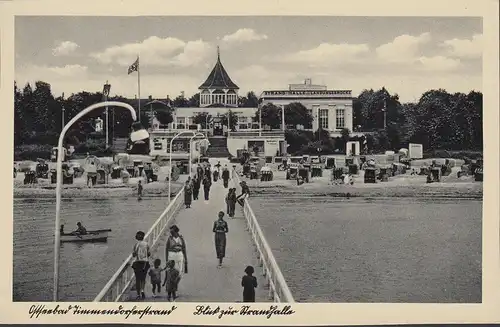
[423,150,483,160]
[74,140,114,157]
[14,144,53,161]
[14,150,51,161]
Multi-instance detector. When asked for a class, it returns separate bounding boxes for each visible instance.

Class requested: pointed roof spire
[199,47,239,90]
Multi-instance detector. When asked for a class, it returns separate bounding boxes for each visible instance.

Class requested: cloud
[90,36,212,67]
[375,32,431,63]
[417,56,462,71]
[275,43,370,66]
[441,34,482,58]
[222,28,268,44]
[52,41,79,56]
[18,64,88,79]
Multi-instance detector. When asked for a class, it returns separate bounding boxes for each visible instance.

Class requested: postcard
[0,0,499,325]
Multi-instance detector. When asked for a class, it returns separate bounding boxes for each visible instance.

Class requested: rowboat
[60,229,112,243]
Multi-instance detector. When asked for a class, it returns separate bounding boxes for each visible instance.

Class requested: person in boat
[184,180,192,208]
[132,231,151,300]
[236,181,250,206]
[213,211,229,268]
[72,222,87,235]
[60,224,65,235]
[165,225,187,294]
[226,188,237,218]
[202,175,212,201]
[221,165,230,188]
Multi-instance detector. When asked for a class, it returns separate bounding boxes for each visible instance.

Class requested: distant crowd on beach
[131,161,256,302]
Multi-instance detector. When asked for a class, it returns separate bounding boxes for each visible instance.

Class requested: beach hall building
[149,49,358,158]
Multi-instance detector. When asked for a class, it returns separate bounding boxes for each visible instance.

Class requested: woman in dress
[227,188,237,218]
[165,225,188,286]
[184,180,192,208]
[213,211,229,268]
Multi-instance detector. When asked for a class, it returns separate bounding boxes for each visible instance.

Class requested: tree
[239,91,259,107]
[221,110,238,131]
[339,128,351,152]
[187,93,200,107]
[284,102,313,129]
[155,109,173,125]
[193,112,210,129]
[285,130,313,154]
[255,103,281,129]
[14,82,24,144]
[173,95,189,107]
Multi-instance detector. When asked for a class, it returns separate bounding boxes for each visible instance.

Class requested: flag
[128,57,139,74]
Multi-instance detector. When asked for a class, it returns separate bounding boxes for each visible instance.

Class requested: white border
[0,0,498,325]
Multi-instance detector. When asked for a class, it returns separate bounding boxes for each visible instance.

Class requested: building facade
[260,79,357,137]
[150,49,360,158]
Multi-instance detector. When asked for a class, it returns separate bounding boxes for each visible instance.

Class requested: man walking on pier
[202,175,212,201]
[222,164,230,188]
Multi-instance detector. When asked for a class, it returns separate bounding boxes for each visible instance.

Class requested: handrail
[93,186,185,302]
[232,171,295,303]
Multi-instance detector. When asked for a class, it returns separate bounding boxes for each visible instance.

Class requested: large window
[336,109,345,129]
[318,108,329,129]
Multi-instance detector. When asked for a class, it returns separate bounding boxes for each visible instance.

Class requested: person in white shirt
[132,231,151,300]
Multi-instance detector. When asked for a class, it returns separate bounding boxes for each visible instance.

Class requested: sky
[14,16,482,102]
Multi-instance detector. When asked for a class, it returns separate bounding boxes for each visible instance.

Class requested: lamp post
[53,101,136,301]
[103,81,111,148]
[168,130,197,203]
[205,114,211,135]
[189,132,208,179]
[61,92,65,132]
[258,104,262,137]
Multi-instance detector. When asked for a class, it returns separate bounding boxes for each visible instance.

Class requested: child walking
[163,260,181,301]
[148,259,165,298]
[241,265,258,302]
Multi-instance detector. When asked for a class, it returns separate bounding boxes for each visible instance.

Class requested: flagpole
[137,56,141,122]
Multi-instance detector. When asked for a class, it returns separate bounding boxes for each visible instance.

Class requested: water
[13,197,170,301]
[251,196,482,303]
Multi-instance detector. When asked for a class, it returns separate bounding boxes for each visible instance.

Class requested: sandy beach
[240,166,483,199]
[13,158,482,199]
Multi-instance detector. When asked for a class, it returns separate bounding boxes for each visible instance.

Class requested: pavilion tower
[198,46,239,108]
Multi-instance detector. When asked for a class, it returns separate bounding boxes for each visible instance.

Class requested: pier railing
[93,186,186,302]
[232,171,295,303]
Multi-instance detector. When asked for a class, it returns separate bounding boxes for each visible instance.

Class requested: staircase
[111,137,128,153]
[206,137,231,158]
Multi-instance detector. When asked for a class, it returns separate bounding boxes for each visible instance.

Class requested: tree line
[14,80,482,156]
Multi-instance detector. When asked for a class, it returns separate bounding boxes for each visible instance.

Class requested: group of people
[183,162,234,207]
[132,225,187,301]
[130,160,257,302]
